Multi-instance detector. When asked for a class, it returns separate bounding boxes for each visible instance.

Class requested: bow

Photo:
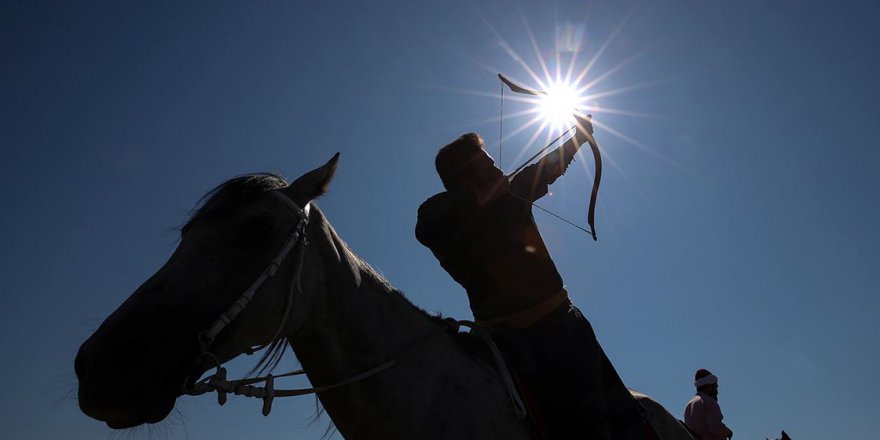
[498,73,603,241]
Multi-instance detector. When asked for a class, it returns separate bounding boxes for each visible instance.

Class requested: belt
[477,288,570,329]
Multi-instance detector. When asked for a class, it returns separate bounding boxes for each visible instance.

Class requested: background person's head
[694,368,719,400]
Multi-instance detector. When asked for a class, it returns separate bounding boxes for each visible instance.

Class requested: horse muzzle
[75,331,183,428]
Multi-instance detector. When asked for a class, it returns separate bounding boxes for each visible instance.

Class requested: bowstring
[497,77,592,237]
[507,191,594,235]
[499,81,504,171]
[508,125,575,177]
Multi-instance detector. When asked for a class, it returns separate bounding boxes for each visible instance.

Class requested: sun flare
[536,81,584,129]
[443,9,666,178]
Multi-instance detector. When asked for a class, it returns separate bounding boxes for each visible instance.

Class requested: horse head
[74,154,339,428]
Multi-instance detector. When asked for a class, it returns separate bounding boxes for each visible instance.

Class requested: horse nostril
[75,335,102,382]
[74,345,88,381]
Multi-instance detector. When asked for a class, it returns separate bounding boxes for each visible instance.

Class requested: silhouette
[75,155,693,439]
[683,369,732,440]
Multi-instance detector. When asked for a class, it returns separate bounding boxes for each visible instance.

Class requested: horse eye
[240,217,275,236]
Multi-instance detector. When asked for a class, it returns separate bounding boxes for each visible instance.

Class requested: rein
[183,191,527,419]
[186,326,447,416]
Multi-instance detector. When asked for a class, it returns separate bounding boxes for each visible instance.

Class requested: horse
[75,154,694,439]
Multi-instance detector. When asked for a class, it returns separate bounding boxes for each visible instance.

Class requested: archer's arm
[510,114,595,201]
[536,114,594,184]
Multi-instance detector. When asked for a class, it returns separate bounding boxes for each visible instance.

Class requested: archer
[416,114,650,439]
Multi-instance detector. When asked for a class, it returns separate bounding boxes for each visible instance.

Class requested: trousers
[488,303,647,440]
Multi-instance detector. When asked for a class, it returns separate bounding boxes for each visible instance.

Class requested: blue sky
[2,1,878,439]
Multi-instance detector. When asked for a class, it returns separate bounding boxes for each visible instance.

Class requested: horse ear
[283,153,340,203]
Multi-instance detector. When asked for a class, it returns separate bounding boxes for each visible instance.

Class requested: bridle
[197,191,311,357]
[184,190,321,415]
[182,190,425,417]
[182,189,526,420]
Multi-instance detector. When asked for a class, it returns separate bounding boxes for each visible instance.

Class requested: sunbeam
[592,119,684,170]
[580,78,671,102]
[436,2,668,224]
[572,4,637,87]
[519,7,553,90]
[577,43,660,94]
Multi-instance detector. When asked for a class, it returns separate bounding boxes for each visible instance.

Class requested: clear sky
[2,1,878,439]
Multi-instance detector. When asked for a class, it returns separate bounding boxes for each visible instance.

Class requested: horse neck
[289,210,440,397]
[281,210,535,439]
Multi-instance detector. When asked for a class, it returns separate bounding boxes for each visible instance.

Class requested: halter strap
[271,191,310,220]
[198,191,309,346]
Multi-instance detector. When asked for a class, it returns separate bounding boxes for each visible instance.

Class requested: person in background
[683,368,733,440]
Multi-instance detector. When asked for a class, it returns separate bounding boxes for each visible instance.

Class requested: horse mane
[182,173,288,234]
[314,207,447,326]
[319,216,497,369]
[357,256,448,325]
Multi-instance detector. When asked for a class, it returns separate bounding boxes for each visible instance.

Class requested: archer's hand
[574,113,594,136]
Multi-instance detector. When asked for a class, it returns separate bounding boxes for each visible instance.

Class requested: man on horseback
[415,115,647,439]
[683,369,733,440]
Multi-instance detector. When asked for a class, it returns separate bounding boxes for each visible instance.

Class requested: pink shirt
[683,392,733,440]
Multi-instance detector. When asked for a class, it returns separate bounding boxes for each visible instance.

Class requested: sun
[536,81,584,129]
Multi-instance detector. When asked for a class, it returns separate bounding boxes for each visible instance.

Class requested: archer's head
[435,133,507,202]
